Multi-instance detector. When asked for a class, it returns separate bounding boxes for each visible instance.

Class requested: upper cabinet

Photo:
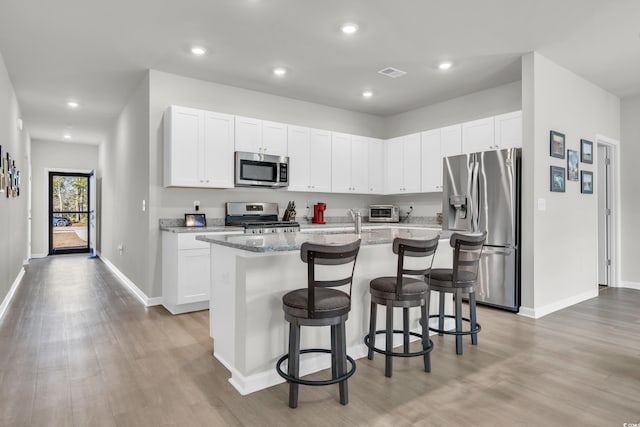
[421,129,443,193]
[331,133,368,194]
[385,133,421,194]
[462,117,495,154]
[367,138,384,194]
[235,116,287,156]
[494,111,522,149]
[440,124,462,158]
[164,106,235,188]
[287,126,331,193]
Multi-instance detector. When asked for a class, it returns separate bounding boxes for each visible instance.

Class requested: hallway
[0,255,639,426]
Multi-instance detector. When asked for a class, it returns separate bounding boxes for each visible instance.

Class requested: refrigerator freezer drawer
[476,246,518,311]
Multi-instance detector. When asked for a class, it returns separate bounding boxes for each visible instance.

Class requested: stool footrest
[276,349,356,386]
[364,330,434,358]
[424,314,482,336]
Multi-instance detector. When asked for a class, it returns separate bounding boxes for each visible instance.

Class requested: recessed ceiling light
[438,61,453,70]
[273,67,287,76]
[362,91,373,98]
[191,46,207,56]
[63,134,71,140]
[67,101,79,108]
[341,23,359,34]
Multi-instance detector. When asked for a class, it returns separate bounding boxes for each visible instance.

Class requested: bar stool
[425,232,486,355]
[364,236,439,377]
[276,239,361,408]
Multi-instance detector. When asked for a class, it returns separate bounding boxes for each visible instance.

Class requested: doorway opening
[596,135,620,288]
[49,172,91,255]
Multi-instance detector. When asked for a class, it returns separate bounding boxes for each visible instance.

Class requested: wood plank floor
[1,255,639,426]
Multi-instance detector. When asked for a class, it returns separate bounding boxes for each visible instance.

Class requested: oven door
[235,151,289,188]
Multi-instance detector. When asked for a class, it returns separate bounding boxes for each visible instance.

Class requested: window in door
[49,172,90,255]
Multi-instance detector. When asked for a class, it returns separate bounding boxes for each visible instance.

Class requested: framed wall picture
[581,170,594,194]
[550,130,565,159]
[567,149,579,181]
[550,166,566,192]
[580,139,593,164]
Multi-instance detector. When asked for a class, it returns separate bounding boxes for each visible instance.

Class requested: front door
[49,172,91,255]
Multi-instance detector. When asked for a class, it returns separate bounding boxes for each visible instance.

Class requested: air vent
[377,67,407,78]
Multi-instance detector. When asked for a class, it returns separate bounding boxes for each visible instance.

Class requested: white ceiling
[0,0,638,145]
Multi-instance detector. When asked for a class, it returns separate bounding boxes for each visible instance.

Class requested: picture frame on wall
[581,139,593,164]
[550,130,565,159]
[550,166,566,192]
[581,170,594,194]
[567,149,579,181]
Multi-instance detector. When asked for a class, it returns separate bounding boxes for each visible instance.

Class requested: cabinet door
[385,137,404,194]
[331,132,352,193]
[494,111,522,149]
[309,129,332,192]
[350,135,369,193]
[441,124,462,158]
[164,106,202,187]
[462,117,495,153]
[421,129,443,192]
[287,125,310,192]
[235,116,262,153]
[403,133,422,193]
[368,138,384,194]
[262,120,287,156]
[202,111,235,188]
[178,249,210,304]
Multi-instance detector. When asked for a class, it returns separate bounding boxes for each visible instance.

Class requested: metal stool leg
[367,301,377,360]
[337,321,348,405]
[455,289,463,355]
[288,322,301,408]
[331,324,338,379]
[385,302,393,377]
[403,307,410,353]
[420,301,430,372]
[469,291,478,346]
[438,292,445,336]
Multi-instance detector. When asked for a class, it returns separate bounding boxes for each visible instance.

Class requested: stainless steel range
[225,202,300,234]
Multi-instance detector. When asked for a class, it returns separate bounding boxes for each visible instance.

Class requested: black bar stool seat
[276,239,361,408]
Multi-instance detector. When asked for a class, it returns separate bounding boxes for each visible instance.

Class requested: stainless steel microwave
[369,205,400,223]
[235,151,289,188]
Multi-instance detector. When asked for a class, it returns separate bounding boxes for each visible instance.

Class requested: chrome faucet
[348,209,362,234]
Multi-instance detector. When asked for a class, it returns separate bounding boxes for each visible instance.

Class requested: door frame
[595,134,620,287]
[45,168,93,255]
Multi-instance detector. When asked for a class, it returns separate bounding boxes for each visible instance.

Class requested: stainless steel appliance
[368,205,400,223]
[235,151,289,188]
[442,148,521,311]
[225,202,300,234]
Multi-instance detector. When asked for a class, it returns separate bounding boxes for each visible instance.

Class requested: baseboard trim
[518,288,599,319]
[30,253,48,259]
[618,281,640,290]
[99,255,162,307]
[0,267,26,321]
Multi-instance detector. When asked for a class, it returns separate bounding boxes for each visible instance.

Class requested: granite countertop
[161,221,441,234]
[197,227,452,253]
[160,225,245,233]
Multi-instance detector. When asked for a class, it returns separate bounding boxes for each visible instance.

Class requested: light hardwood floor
[0,255,638,426]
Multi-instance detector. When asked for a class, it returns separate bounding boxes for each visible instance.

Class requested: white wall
[620,95,640,285]
[30,140,98,256]
[521,52,620,315]
[0,51,30,305]
[99,74,150,296]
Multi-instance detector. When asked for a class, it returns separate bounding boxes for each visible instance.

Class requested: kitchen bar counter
[201,226,453,395]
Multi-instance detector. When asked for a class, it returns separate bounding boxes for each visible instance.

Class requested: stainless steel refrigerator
[442,148,521,311]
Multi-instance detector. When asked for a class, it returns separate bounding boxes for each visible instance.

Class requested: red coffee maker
[312,203,326,224]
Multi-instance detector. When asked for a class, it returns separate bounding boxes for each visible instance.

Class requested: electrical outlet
[117,244,124,255]
[194,200,200,211]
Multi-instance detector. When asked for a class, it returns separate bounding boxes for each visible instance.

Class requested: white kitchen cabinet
[368,138,384,194]
[385,133,421,194]
[162,230,243,315]
[235,116,287,156]
[330,133,368,193]
[164,106,235,188]
[421,128,443,192]
[462,117,495,153]
[441,124,462,158]
[494,111,522,149]
[287,126,331,193]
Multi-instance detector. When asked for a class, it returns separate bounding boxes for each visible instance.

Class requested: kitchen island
[197,227,454,395]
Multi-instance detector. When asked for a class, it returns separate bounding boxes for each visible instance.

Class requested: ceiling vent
[377,67,407,78]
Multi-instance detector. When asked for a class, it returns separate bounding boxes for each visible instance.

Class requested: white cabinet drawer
[178,233,211,250]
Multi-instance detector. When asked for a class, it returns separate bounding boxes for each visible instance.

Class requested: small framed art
[567,149,579,181]
[550,131,565,159]
[581,171,593,194]
[550,166,565,192]
[580,139,593,164]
